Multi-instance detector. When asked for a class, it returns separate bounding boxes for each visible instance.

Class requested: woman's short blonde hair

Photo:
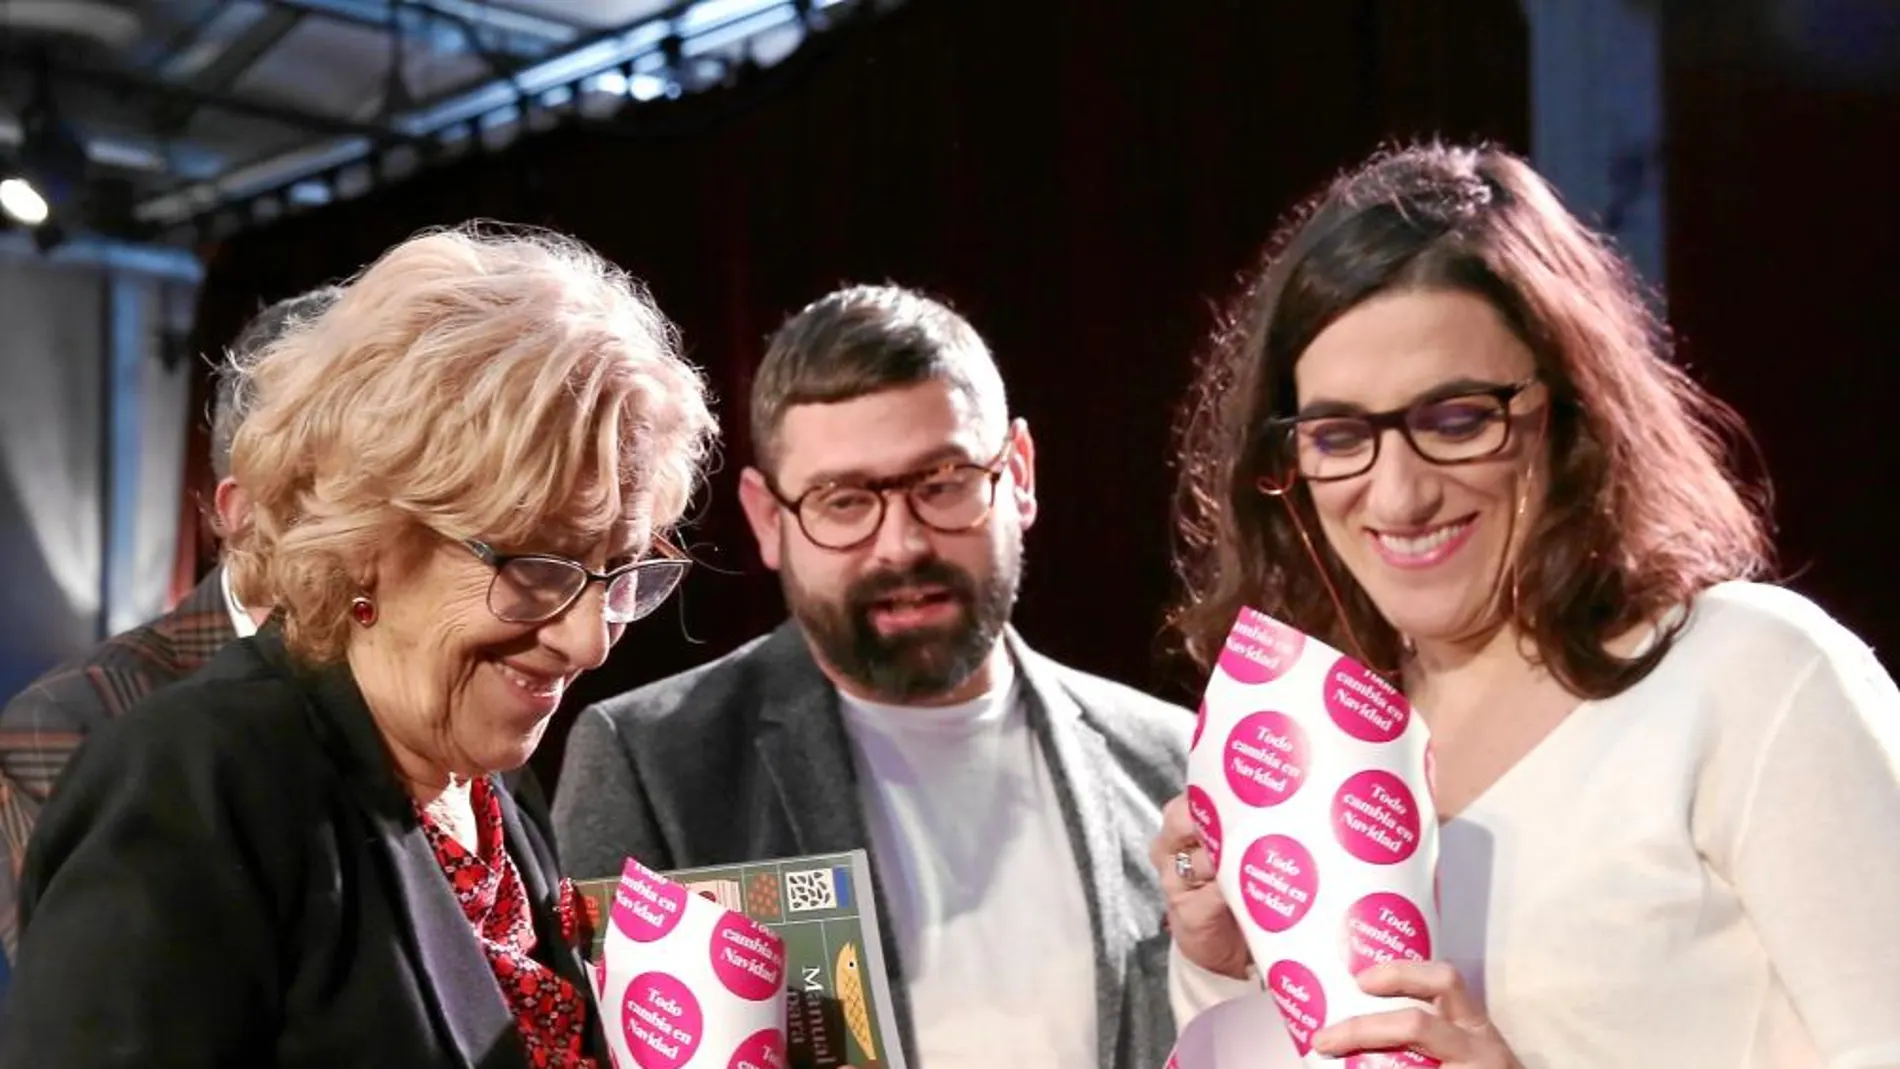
[224,223,718,663]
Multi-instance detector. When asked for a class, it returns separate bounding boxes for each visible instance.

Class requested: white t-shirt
[837,658,1098,1069]
[1172,581,1900,1069]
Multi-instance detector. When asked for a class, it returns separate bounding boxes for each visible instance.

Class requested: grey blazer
[551,622,1190,1069]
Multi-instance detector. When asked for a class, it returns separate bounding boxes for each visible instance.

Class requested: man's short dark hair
[749,284,1008,473]
[210,285,344,480]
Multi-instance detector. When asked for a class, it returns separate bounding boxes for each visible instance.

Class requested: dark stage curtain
[1663,7,1900,666]
[182,0,1532,790]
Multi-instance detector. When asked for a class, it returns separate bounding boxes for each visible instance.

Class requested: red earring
[349,595,377,627]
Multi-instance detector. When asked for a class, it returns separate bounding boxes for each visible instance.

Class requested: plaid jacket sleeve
[0,572,233,963]
[0,664,156,962]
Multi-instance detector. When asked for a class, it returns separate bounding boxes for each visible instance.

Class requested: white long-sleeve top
[1173,581,1900,1069]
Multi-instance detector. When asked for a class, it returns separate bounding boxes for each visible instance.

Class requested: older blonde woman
[0,225,717,1068]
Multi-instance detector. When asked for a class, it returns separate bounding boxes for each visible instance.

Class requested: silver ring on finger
[1173,850,1197,885]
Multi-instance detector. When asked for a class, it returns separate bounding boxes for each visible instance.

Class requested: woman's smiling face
[1293,288,1549,648]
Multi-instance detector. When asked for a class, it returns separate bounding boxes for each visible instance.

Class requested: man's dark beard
[787,556,1019,704]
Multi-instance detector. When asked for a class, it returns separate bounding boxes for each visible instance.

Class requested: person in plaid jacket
[0,284,339,962]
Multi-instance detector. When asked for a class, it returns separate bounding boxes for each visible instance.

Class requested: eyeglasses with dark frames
[462,537,690,625]
[766,436,1014,552]
[1263,379,1538,483]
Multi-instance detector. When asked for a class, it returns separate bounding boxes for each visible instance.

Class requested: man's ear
[1004,418,1038,531]
[736,467,785,571]
[212,477,250,540]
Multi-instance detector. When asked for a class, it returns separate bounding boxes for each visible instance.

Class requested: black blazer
[0,629,610,1069]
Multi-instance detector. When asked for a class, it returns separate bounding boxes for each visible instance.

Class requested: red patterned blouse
[413,776,599,1069]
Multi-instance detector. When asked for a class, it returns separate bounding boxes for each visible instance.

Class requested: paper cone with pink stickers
[598,858,788,1069]
[1180,607,1440,1068]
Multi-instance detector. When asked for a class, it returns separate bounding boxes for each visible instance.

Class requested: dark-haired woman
[1153,142,1900,1068]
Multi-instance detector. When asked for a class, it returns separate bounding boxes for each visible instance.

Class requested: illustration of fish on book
[835,940,877,1064]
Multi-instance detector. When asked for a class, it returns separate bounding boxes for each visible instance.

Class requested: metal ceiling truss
[40,55,428,145]
[151,4,308,134]
[139,0,880,246]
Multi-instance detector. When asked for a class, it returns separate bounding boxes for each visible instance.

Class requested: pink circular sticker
[1266,960,1327,1055]
[1324,656,1411,743]
[726,1027,787,1069]
[612,863,689,943]
[1239,835,1317,933]
[1331,770,1423,865]
[1191,700,1207,751]
[1186,785,1223,870]
[1348,1053,1439,1068]
[711,913,786,1001]
[1218,610,1308,685]
[1224,711,1310,808]
[1344,892,1433,974]
[621,972,703,1069]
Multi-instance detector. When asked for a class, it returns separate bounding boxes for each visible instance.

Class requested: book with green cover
[575,849,907,1069]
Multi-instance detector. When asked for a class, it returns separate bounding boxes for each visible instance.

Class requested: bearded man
[552,284,1189,1069]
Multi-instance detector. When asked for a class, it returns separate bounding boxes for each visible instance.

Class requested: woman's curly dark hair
[1170,141,1772,698]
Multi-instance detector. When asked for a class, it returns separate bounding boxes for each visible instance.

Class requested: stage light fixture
[4,54,90,244]
[0,177,49,226]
